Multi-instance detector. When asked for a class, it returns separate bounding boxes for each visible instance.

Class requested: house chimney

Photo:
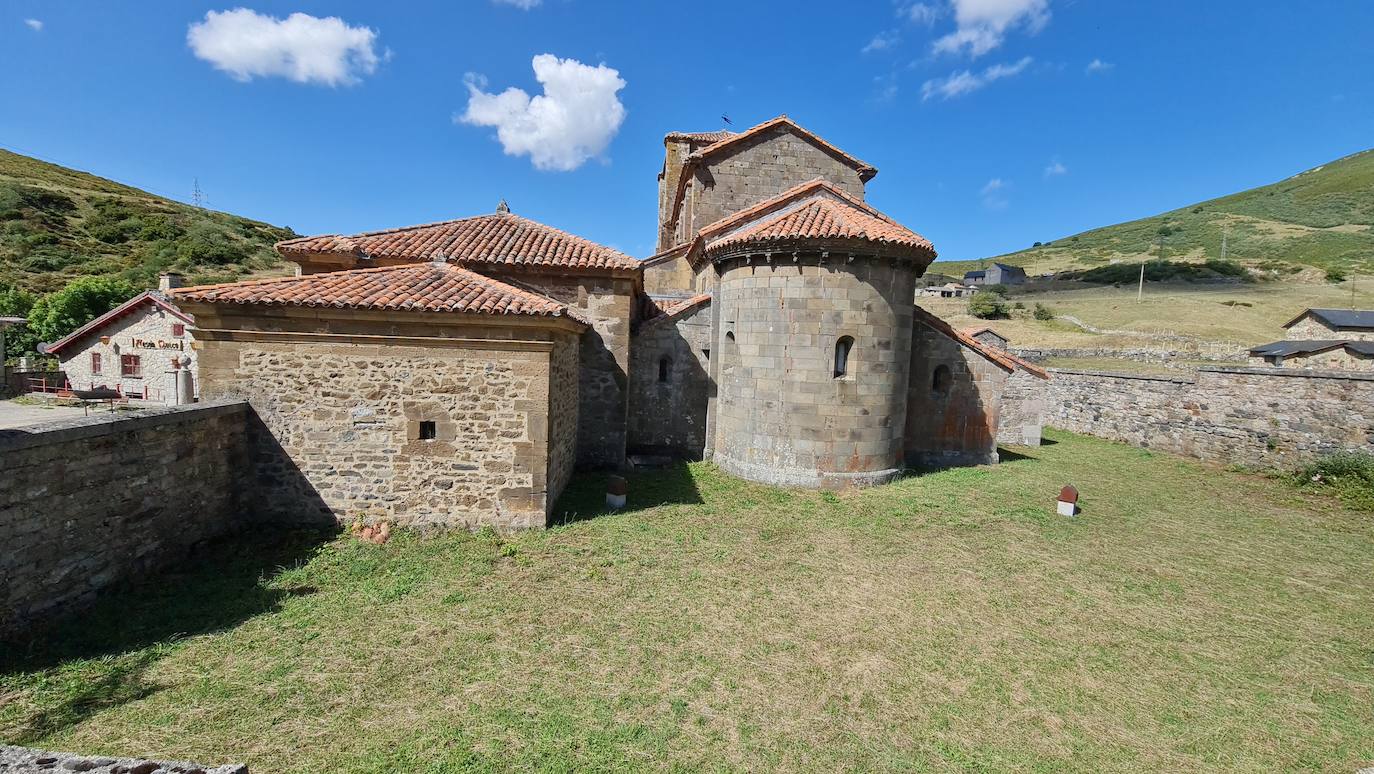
[159,272,184,292]
[496,198,510,214]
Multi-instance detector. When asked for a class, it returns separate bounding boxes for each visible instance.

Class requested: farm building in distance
[1249,308,1374,370]
[964,262,1027,286]
[40,274,198,403]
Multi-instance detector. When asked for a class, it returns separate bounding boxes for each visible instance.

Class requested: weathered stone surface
[905,316,1006,467]
[0,401,250,638]
[1044,366,1374,466]
[0,745,245,773]
[627,302,711,458]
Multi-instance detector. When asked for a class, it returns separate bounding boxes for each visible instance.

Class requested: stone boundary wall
[0,745,246,773]
[1045,366,1374,467]
[1,401,251,638]
[1013,347,1245,367]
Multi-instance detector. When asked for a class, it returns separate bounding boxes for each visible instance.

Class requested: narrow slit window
[658,356,671,383]
[932,364,952,396]
[419,421,437,440]
[90,352,102,375]
[834,336,854,378]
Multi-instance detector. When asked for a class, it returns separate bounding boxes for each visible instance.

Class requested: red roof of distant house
[276,212,639,274]
[42,292,192,355]
[170,262,586,325]
[916,307,1049,379]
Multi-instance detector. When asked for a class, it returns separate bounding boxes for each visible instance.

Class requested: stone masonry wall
[1249,347,1374,371]
[508,273,635,469]
[998,369,1046,447]
[627,302,712,458]
[57,301,196,404]
[904,319,1007,467]
[712,256,916,488]
[1287,316,1374,342]
[546,331,580,507]
[198,338,561,530]
[0,401,250,638]
[0,745,246,773]
[1045,366,1374,467]
[677,129,865,248]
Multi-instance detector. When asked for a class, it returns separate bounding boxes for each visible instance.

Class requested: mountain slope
[0,149,296,293]
[943,148,1374,277]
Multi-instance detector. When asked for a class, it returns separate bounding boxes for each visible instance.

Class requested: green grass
[3,430,1373,772]
[936,148,1374,278]
[0,149,296,293]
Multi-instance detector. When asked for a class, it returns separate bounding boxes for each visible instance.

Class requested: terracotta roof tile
[276,212,639,274]
[916,306,1049,379]
[170,262,586,325]
[664,130,736,143]
[42,292,193,355]
[699,179,935,260]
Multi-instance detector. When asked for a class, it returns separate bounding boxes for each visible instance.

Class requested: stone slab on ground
[0,746,246,773]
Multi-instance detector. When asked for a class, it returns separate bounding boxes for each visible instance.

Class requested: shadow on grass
[997,447,1040,463]
[0,527,335,744]
[551,461,704,526]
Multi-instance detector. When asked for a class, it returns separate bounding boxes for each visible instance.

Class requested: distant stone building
[171,114,1047,529]
[42,274,197,403]
[960,326,1048,446]
[964,262,1027,286]
[968,327,1010,350]
[918,282,977,298]
[1248,308,1374,370]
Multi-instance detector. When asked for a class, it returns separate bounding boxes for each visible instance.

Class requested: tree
[968,290,1010,319]
[1033,302,1055,321]
[25,276,138,347]
[0,283,38,358]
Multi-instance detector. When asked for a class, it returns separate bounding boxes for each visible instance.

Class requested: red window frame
[172,323,186,337]
[120,354,142,377]
[90,352,102,375]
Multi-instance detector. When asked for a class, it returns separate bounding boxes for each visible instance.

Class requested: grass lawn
[3,430,1372,772]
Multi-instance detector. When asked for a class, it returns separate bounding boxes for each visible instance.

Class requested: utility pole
[1138,259,1145,302]
[192,178,204,209]
[1221,226,1228,262]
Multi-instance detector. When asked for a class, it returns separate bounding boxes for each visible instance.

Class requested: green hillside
[939,148,1374,278]
[0,149,296,293]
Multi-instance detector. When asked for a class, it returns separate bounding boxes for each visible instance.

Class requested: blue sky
[3,1,1373,263]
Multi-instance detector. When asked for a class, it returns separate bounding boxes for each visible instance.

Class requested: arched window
[658,356,671,383]
[932,364,952,396]
[833,336,854,378]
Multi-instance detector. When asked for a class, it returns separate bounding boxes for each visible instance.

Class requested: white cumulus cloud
[1086,58,1114,73]
[1044,160,1067,177]
[933,0,1050,57]
[459,54,627,172]
[903,2,942,25]
[921,55,1031,100]
[493,0,542,7]
[24,18,43,31]
[187,9,382,86]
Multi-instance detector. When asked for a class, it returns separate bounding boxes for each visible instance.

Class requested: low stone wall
[0,401,251,638]
[1013,347,1245,367]
[1045,366,1374,467]
[0,745,246,773]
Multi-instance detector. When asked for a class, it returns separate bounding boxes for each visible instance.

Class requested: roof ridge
[276,213,501,248]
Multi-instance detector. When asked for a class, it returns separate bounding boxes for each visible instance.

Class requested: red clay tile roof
[698,179,935,261]
[170,262,586,324]
[916,306,1049,379]
[686,116,877,180]
[276,212,639,274]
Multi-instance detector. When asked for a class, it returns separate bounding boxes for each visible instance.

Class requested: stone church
[171,116,1044,529]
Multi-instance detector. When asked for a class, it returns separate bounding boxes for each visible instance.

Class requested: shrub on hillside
[1063,259,1252,285]
[968,291,1010,319]
[1033,303,1055,321]
[1325,268,1347,283]
[1294,451,1374,511]
[984,283,1010,297]
[176,223,248,266]
[25,275,138,347]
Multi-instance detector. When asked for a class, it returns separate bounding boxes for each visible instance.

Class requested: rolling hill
[937,148,1374,279]
[0,149,296,294]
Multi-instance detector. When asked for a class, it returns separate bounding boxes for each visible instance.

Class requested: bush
[1033,303,1055,321]
[1294,452,1374,511]
[968,291,1010,319]
[984,283,1010,297]
[1325,268,1347,283]
[176,224,248,266]
[25,275,139,346]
